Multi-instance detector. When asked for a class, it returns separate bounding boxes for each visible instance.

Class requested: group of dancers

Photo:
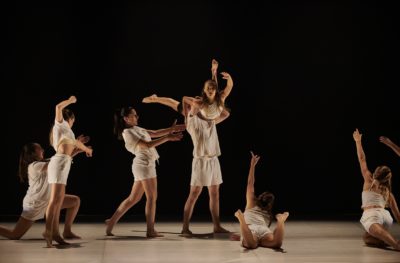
[0,59,399,251]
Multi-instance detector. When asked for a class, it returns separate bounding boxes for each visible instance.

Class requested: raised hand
[250,151,260,167]
[353,129,362,142]
[69,96,77,103]
[85,146,93,157]
[379,136,392,146]
[211,59,219,74]
[220,72,231,80]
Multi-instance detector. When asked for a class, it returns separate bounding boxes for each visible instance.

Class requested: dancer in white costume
[0,143,81,240]
[105,106,185,237]
[44,96,93,248]
[353,129,400,250]
[234,152,289,249]
[142,59,233,121]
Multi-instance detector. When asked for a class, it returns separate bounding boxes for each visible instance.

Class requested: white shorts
[48,154,72,185]
[241,224,272,243]
[360,208,393,233]
[132,158,157,181]
[191,157,222,186]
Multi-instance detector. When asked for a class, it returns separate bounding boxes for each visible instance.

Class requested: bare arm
[245,151,260,210]
[137,132,183,149]
[353,129,373,188]
[55,96,76,123]
[74,140,93,157]
[380,136,400,157]
[214,109,230,125]
[146,120,186,138]
[219,72,233,102]
[211,58,218,87]
[389,193,400,223]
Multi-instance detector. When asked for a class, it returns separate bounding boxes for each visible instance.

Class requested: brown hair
[17,143,40,183]
[256,191,275,227]
[372,166,392,206]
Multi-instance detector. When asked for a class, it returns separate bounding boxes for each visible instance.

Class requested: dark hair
[114,106,134,140]
[373,166,392,205]
[256,191,275,227]
[49,108,75,147]
[17,143,40,183]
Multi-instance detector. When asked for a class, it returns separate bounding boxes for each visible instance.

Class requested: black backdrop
[3,2,399,221]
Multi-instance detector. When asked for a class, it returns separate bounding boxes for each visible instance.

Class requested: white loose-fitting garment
[48,119,75,185]
[360,190,393,232]
[21,161,51,221]
[199,101,223,120]
[186,112,222,186]
[123,126,159,181]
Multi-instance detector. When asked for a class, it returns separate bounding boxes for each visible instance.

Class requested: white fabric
[241,224,272,243]
[361,190,387,208]
[47,154,72,185]
[360,208,393,233]
[190,157,222,186]
[21,161,51,221]
[186,113,221,158]
[199,102,223,120]
[52,119,75,151]
[244,206,271,226]
[122,126,159,162]
[132,160,157,181]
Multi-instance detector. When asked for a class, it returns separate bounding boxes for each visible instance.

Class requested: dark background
[3,2,399,221]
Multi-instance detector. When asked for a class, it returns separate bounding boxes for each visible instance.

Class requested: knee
[73,196,81,207]
[242,241,258,249]
[146,193,157,203]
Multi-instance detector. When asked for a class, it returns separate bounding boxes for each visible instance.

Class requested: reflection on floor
[0,221,399,263]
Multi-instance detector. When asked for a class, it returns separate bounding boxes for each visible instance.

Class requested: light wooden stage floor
[0,221,399,263]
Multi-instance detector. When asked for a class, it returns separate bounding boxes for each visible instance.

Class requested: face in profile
[123,109,139,127]
[67,117,75,128]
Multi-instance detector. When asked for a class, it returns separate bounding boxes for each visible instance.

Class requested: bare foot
[146,231,164,238]
[63,231,81,239]
[53,234,70,245]
[105,219,114,236]
[42,231,54,248]
[276,212,289,222]
[214,226,230,233]
[142,94,158,103]
[234,209,244,219]
[180,229,193,237]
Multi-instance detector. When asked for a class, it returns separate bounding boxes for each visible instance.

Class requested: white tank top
[361,190,386,208]
[199,102,223,120]
[244,206,270,226]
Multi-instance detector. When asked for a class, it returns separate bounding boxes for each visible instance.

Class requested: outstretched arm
[55,96,76,123]
[137,132,183,149]
[211,59,218,87]
[389,193,400,223]
[245,151,260,210]
[214,109,230,125]
[353,129,373,187]
[380,136,400,157]
[147,120,186,138]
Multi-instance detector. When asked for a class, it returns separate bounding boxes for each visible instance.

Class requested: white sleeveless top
[23,161,50,210]
[122,126,159,162]
[244,206,270,226]
[199,102,223,120]
[186,111,221,158]
[52,119,75,151]
[361,190,386,208]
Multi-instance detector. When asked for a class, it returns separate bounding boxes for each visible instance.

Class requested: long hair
[114,106,133,140]
[256,191,275,227]
[49,108,75,147]
[372,166,392,205]
[17,143,39,183]
[201,80,225,108]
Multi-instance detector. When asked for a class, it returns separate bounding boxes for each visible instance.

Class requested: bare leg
[0,217,34,239]
[141,178,163,238]
[259,212,289,249]
[208,185,229,233]
[44,184,66,248]
[142,95,180,112]
[105,181,145,236]
[234,210,258,249]
[61,195,81,239]
[181,186,202,235]
[368,223,400,250]
[52,191,69,245]
[363,232,387,247]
